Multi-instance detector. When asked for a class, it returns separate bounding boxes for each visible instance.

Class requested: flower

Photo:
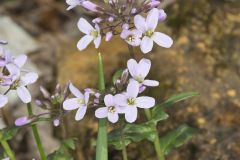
[134,8,173,53]
[114,80,155,123]
[120,29,142,46]
[127,58,159,87]
[7,66,38,103]
[77,18,101,51]
[158,9,167,22]
[0,94,8,108]
[63,83,89,121]
[95,94,121,123]
[105,31,113,41]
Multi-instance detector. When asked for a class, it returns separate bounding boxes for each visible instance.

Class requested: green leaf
[152,92,199,117]
[150,109,169,124]
[160,124,197,155]
[112,69,124,84]
[108,122,156,150]
[0,127,19,142]
[47,138,75,160]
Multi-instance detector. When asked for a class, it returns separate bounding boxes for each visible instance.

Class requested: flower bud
[158,9,167,22]
[105,31,113,41]
[122,23,129,30]
[92,17,103,24]
[15,116,32,126]
[82,1,104,13]
[108,16,114,22]
[53,119,60,127]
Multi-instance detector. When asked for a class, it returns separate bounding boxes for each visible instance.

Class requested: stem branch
[96,53,108,160]
[144,109,165,160]
[27,103,46,160]
[0,138,15,160]
[120,120,128,160]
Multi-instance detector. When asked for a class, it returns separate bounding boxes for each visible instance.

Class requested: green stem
[144,109,165,160]
[96,53,108,160]
[120,120,128,160]
[27,103,47,160]
[0,137,15,160]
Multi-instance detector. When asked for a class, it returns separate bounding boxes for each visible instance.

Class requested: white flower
[134,8,173,53]
[77,18,101,51]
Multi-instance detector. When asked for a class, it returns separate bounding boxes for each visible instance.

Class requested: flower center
[108,106,116,113]
[77,98,85,105]
[127,98,136,105]
[144,29,154,37]
[0,78,4,84]
[91,30,99,39]
[11,80,20,89]
[136,75,144,83]
[127,35,135,42]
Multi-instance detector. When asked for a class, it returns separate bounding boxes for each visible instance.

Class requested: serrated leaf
[108,122,156,150]
[112,69,124,84]
[0,127,19,142]
[152,92,199,117]
[47,138,75,160]
[160,124,197,155]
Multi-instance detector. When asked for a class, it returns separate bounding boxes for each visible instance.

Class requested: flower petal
[152,32,173,48]
[140,36,154,54]
[127,80,139,98]
[14,55,27,68]
[77,18,94,34]
[139,58,151,78]
[75,106,87,121]
[21,72,38,86]
[94,36,101,48]
[136,96,155,108]
[134,15,146,33]
[77,35,94,51]
[127,59,138,78]
[146,8,159,30]
[6,64,20,81]
[69,83,83,98]
[124,107,138,123]
[16,86,31,103]
[143,80,159,87]
[104,94,114,107]
[114,94,128,107]
[95,107,108,118]
[108,113,119,123]
[63,98,81,110]
[0,94,8,108]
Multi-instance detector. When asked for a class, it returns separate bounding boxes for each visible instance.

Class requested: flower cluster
[63,58,158,123]
[66,0,173,53]
[0,41,38,108]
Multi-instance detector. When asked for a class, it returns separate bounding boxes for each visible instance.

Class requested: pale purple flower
[134,8,173,53]
[120,29,142,46]
[127,58,159,87]
[15,116,31,126]
[77,18,101,51]
[0,94,8,108]
[66,0,83,10]
[63,83,89,121]
[7,69,38,103]
[114,80,155,123]
[95,94,121,123]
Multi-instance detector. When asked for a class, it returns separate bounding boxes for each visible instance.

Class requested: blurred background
[0,0,240,159]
